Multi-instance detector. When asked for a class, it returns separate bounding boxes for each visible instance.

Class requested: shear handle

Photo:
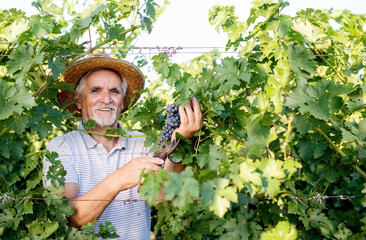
[154,138,181,160]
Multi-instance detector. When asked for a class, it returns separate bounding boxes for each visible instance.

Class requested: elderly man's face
[76,69,123,128]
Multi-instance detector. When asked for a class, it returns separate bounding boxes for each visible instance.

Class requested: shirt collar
[77,122,127,150]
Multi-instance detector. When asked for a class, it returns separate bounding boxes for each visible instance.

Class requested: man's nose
[100,91,112,104]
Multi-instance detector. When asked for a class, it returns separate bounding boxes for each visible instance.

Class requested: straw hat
[57,53,144,116]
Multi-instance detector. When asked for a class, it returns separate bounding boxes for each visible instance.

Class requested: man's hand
[174,97,203,140]
[117,157,165,190]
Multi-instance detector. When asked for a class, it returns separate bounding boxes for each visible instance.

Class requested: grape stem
[194,128,202,154]
[314,127,346,157]
[0,127,9,137]
[76,129,147,138]
[63,124,146,138]
[315,127,366,180]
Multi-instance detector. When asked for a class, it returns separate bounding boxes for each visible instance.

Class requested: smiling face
[75,69,124,128]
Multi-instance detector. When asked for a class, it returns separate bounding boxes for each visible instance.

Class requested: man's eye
[90,88,100,93]
[112,89,121,94]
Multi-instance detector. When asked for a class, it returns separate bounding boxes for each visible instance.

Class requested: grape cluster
[158,104,181,148]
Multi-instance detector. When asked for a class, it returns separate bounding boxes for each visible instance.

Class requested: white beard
[92,104,118,127]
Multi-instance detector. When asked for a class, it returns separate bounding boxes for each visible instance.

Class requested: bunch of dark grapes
[158,104,180,148]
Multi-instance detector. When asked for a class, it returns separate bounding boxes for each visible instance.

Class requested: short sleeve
[43,135,79,187]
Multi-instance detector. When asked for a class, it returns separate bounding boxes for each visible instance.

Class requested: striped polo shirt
[43,122,152,239]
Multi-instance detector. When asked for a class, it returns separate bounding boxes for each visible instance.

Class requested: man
[43,54,202,239]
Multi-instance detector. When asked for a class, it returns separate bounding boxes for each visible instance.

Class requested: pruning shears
[154,138,181,164]
[137,138,181,193]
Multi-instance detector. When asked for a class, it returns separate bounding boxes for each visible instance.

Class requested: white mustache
[93,104,117,111]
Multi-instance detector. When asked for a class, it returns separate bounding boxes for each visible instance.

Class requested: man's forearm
[66,170,125,228]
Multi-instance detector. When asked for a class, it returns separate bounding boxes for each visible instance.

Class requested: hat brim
[57,57,144,116]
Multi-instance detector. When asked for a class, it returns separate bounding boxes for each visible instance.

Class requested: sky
[1,0,365,64]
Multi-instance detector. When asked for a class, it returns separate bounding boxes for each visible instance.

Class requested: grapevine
[1,0,366,239]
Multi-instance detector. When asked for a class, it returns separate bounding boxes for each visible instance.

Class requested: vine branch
[68,25,141,66]
[315,127,366,179]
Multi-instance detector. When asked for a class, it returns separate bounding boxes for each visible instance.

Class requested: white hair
[75,68,128,99]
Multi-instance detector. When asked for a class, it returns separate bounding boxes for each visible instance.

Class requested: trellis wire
[0,46,365,58]
[1,193,364,207]
[0,194,147,206]
[289,193,362,206]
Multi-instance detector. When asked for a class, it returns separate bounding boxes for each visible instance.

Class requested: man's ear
[74,93,81,109]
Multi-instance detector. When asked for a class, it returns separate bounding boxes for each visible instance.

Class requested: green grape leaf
[28,220,43,236]
[201,178,237,218]
[229,163,244,190]
[292,20,327,43]
[29,105,64,138]
[32,0,63,15]
[247,125,277,147]
[11,114,29,134]
[152,53,170,78]
[138,169,168,205]
[261,177,281,198]
[258,158,286,179]
[48,56,66,81]
[174,74,198,105]
[239,161,261,186]
[292,115,312,134]
[7,44,45,85]
[334,223,353,240]
[197,144,225,169]
[31,119,53,139]
[0,81,36,120]
[0,20,29,42]
[144,0,157,19]
[221,216,250,240]
[209,5,245,42]
[6,45,32,75]
[279,15,293,38]
[261,221,298,240]
[288,201,308,215]
[346,87,366,112]
[164,167,199,210]
[83,119,96,129]
[15,199,33,215]
[288,44,316,86]
[215,57,251,93]
[98,221,119,239]
[0,208,23,234]
[45,152,67,187]
[138,13,153,33]
[283,160,300,177]
[43,221,59,238]
[0,135,25,160]
[26,170,43,191]
[323,166,340,182]
[24,155,39,178]
[28,220,59,238]
[168,64,182,85]
[344,119,366,141]
[297,137,326,160]
[75,4,106,29]
[340,128,358,141]
[285,80,338,121]
[105,23,126,41]
[301,208,334,237]
[29,15,55,38]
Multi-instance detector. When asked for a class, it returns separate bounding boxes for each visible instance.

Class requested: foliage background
[0,0,365,239]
